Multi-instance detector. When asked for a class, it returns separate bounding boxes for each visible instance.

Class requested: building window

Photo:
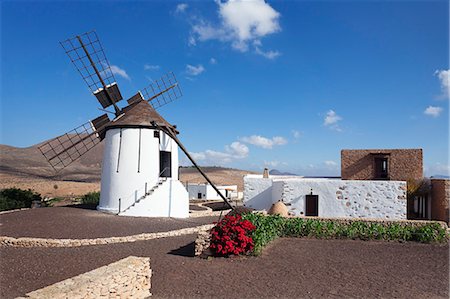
[374,157,389,179]
[197,193,202,199]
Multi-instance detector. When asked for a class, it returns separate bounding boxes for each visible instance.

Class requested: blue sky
[1,0,449,176]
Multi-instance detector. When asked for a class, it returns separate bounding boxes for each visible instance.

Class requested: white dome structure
[97,100,189,218]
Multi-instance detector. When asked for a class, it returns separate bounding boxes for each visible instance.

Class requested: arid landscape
[0,140,255,197]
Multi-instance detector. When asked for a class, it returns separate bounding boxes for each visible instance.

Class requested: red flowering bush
[209,214,256,256]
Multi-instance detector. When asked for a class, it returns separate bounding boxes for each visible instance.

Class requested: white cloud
[425,162,450,177]
[424,106,443,118]
[324,110,342,125]
[144,64,160,71]
[110,65,130,80]
[434,69,449,99]
[219,0,280,42]
[226,141,249,158]
[189,141,249,165]
[240,135,287,149]
[292,130,301,139]
[324,110,342,131]
[175,3,188,13]
[189,0,281,58]
[210,57,217,64]
[324,160,337,166]
[186,64,205,76]
[190,152,206,161]
[264,160,280,168]
[255,45,281,59]
[188,35,197,46]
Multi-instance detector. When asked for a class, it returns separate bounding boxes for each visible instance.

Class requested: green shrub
[81,191,100,205]
[0,188,42,211]
[243,213,286,254]
[241,213,449,255]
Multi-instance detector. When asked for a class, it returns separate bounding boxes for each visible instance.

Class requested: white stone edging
[0,208,30,215]
[0,224,214,248]
[189,209,231,218]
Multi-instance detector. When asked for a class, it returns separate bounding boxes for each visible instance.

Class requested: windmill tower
[38,31,228,218]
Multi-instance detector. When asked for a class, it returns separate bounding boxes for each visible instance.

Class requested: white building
[244,174,407,220]
[97,100,189,218]
[187,183,238,200]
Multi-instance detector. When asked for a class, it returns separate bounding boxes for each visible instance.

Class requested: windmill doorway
[160,151,172,177]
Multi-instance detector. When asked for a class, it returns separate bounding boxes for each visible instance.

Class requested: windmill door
[160,151,172,177]
[305,195,319,216]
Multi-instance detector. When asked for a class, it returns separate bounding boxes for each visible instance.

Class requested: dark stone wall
[341,149,423,181]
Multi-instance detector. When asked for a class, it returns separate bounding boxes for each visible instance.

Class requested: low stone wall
[20,256,151,299]
[0,224,215,248]
[195,230,211,256]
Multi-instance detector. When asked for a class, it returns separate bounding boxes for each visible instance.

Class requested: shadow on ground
[168,241,195,257]
[65,204,97,210]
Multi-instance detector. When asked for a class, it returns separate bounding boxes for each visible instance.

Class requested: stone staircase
[119,177,167,215]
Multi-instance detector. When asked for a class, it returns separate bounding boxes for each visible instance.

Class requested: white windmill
[39,31,234,218]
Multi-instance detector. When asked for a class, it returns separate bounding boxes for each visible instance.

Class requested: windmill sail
[60,31,123,112]
[38,114,110,171]
[141,72,182,109]
[40,32,186,173]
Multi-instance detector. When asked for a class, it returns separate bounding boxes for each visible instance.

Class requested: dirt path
[1,236,447,298]
[0,207,218,239]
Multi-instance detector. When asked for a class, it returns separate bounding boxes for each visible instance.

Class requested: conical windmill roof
[105,100,178,133]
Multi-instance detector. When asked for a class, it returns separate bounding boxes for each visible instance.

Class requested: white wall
[187,184,207,199]
[99,128,160,213]
[120,179,189,218]
[98,127,183,216]
[187,184,238,200]
[244,175,407,220]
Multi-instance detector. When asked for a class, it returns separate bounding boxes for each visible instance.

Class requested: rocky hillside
[0,139,255,195]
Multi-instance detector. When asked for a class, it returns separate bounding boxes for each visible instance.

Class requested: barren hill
[0,139,255,197]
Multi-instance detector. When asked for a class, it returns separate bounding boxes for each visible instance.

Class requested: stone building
[430,178,449,223]
[244,148,448,222]
[341,149,423,181]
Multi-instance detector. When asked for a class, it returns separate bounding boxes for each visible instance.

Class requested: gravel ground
[0,207,218,239]
[1,236,447,299]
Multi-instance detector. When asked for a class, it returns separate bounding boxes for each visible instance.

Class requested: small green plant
[81,191,100,205]
[0,188,42,211]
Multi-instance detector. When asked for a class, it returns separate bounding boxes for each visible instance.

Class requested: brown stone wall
[341,149,423,181]
[431,179,449,223]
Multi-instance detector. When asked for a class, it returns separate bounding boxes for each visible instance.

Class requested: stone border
[0,224,214,248]
[0,208,30,215]
[18,256,151,299]
[189,200,232,218]
[189,209,231,218]
[195,230,211,256]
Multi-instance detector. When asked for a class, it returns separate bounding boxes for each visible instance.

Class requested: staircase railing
[119,177,167,214]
